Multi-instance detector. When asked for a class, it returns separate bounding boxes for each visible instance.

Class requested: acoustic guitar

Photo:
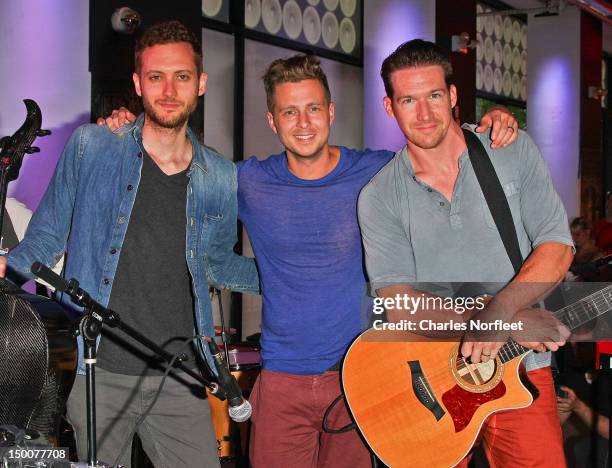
[342,286,612,467]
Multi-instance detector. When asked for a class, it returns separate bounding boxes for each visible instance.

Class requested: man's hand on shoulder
[475,105,519,149]
[96,107,136,132]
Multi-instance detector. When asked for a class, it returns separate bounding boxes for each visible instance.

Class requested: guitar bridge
[408,360,445,421]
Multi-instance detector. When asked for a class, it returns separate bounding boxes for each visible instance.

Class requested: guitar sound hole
[455,355,498,387]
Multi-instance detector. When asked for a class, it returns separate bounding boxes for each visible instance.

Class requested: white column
[363,0,436,152]
[527,5,582,218]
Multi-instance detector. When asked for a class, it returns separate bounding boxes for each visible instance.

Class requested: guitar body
[341,329,533,467]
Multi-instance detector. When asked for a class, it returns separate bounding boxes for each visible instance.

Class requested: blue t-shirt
[238,147,393,374]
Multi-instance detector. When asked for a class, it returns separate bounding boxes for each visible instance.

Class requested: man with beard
[0,21,258,467]
[358,39,572,466]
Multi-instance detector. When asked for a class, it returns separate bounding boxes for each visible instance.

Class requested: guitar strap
[462,129,523,275]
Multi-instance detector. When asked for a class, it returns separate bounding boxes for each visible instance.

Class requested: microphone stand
[212,288,249,466]
[213,288,232,370]
[31,262,224,467]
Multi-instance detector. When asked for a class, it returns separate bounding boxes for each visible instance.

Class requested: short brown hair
[381,39,453,98]
[262,54,331,112]
[135,20,202,74]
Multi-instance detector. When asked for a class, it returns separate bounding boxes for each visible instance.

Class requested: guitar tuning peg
[25,146,40,154]
[36,129,51,136]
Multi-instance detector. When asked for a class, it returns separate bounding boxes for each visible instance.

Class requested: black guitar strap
[462,129,523,275]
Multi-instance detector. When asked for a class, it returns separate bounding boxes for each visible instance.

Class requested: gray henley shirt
[358,127,573,370]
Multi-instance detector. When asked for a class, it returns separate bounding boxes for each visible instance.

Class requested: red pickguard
[441,382,506,432]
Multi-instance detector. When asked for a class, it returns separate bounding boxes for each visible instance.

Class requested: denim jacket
[8,114,259,373]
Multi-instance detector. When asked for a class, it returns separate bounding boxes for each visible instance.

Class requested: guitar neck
[553,285,612,331]
[497,285,612,363]
[498,339,529,363]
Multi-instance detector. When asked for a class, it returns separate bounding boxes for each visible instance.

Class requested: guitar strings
[552,286,612,329]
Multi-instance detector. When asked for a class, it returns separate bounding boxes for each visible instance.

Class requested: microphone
[31,261,70,291]
[208,340,252,422]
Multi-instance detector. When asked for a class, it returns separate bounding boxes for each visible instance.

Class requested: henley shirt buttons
[103,278,110,285]
[127,185,133,191]
[118,216,126,224]
[440,202,445,206]
[110,248,117,254]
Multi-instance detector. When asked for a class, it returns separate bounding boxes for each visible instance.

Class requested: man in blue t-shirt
[101,54,517,467]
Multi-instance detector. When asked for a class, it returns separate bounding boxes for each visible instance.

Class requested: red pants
[249,369,371,468]
[458,366,566,468]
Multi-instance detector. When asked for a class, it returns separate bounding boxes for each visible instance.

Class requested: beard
[142,95,197,130]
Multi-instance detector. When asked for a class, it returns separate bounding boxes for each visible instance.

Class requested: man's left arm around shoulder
[474,105,519,148]
[203,165,259,295]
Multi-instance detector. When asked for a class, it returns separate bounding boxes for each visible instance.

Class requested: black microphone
[208,340,252,422]
[31,261,70,291]
[30,262,229,401]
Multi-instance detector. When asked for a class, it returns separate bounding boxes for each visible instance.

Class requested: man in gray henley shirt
[357,39,573,467]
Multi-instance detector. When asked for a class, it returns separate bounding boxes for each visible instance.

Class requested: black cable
[112,334,205,466]
[322,393,356,434]
[322,394,380,467]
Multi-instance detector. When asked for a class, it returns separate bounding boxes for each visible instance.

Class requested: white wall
[527,5,582,219]
[363,0,436,152]
[0,0,91,210]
